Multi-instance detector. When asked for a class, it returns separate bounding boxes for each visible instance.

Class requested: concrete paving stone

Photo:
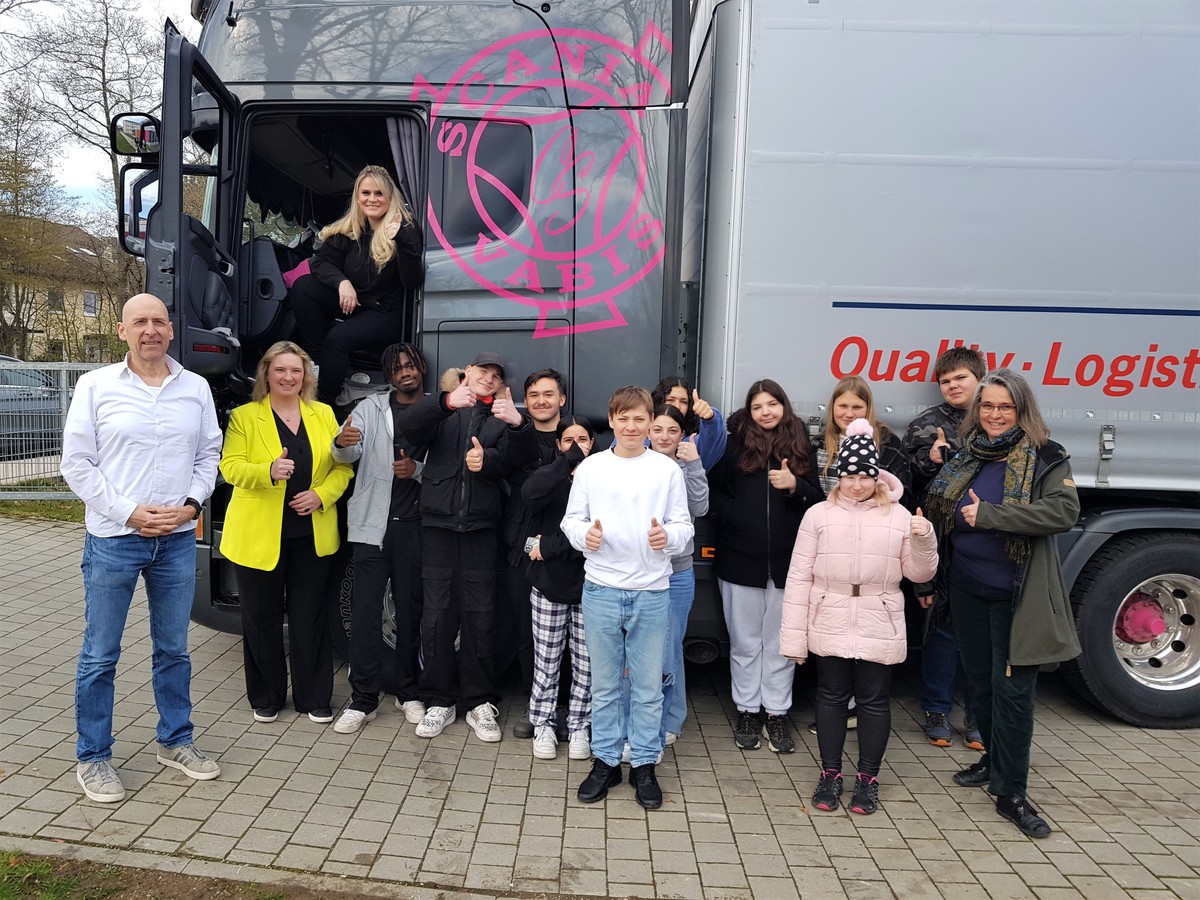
[226,849,277,866]
[290,822,343,848]
[329,837,383,866]
[654,871,706,899]
[606,858,653,886]
[1012,862,1074,888]
[1066,875,1142,899]
[429,828,473,853]
[607,835,652,860]
[1077,840,1138,866]
[470,840,517,867]
[1029,888,1086,900]
[1101,863,1171,890]
[511,876,561,893]
[1161,880,1200,900]
[462,864,513,890]
[734,830,782,856]
[251,806,307,832]
[994,839,1051,864]
[196,810,255,837]
[974,871,1039,899]
[558,866,607,896]
[790,865,848,898]
[515,832,562,858]
[512,854,560,880]
[563,826,605,850]
[484,783,526,806]
[322,860,373,878]
[479,801,523,824]
[652,848,700,874]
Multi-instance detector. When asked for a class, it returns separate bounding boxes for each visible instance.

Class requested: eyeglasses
[979,402,1016,414]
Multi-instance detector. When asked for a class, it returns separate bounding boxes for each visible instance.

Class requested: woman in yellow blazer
[220,341,353,724]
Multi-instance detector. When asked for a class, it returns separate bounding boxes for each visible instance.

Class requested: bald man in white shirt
[61,294,222,803]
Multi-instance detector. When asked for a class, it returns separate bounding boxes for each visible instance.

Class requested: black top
[274,412,314,541]
[309,221,425,312]
[388,395,422,521]
[501,428,561,565]
[521,442,588,604]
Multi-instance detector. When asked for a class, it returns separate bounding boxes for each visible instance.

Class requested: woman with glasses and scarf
[920,369,1080,839]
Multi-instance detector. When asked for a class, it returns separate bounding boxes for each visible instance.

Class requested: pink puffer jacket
[780,478,938,666]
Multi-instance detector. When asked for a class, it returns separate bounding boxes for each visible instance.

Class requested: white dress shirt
[61,354,222,538]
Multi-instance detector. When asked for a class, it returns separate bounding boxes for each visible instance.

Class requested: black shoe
[763,715,795,754]
[953,760,990,787]
[307,707,334,724]
[577,759,623,804]
[512,703,534,739]
[812,769,843,811]
[253,706,279,723]
[628,763,663,810]
[849,773,880,815]
[996,795,1052,838]
[734,710,762,750]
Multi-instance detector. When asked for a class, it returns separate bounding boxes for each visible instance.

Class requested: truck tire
[1062,532,1200,728]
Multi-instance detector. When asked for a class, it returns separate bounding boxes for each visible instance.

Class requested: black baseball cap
[470,351,506,377]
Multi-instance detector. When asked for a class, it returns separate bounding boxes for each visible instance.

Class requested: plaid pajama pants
[528,588,591,732]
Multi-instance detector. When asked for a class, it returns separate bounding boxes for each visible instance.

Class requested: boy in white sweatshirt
[562,386,694,809]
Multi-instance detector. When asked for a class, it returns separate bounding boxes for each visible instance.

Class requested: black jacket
[399,393,536,531]
[520,442,588,604]
[310,221,424,312]
[707,429,824,589]
[501,429,560,566]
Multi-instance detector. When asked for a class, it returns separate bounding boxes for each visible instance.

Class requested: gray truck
[110,0,1199,727]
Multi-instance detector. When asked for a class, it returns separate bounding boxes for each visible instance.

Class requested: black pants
[496,560,535,687]
[348,518,423,712]
[419,527,498,709]
[235,536,333,713]
[814,655,893,778]
[289,275,405,405]
[949,569,1040,797]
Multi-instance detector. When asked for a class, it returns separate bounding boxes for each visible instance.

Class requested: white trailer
[686,0,1200,726]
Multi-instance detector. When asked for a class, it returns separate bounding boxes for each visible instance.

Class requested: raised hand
[337,279,359,316]
[647,516,668,551]
[289,489,322,516]
[384,209,403,240]
[447,380,477,409]
[911,506,932,536]
[271,447,294,482]
[393,448,416,479]
[961,489,981,527]
[465,435,485,472]
[492,386,523,426]
[768,458,796,491]
[585,518,603,551]
[930,426,951,465]
[336,412,361,448]
[691,389,714,421]
[676,434,700,463]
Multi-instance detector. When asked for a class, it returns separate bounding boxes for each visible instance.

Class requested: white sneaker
[466,702,502,742]
[333,708,377,734]
[665,731,679,746]
[621,741,632,763]
[395,698,426,725]
[532,725,558,759]
[77,760,125,803]
[416,705,456,738]
[156,743,220,780]
[568,729,592,760]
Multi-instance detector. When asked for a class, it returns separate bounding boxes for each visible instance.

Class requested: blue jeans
[921,623,975,720]
[77,531,196,762]
[582,580,669,768]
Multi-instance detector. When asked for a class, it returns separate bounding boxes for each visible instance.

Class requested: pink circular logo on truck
[414,25,672,337]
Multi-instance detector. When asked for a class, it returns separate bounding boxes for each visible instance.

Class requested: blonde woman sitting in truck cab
[291,165,424,409]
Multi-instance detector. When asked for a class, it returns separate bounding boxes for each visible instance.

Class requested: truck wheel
[1062,533,1200,728]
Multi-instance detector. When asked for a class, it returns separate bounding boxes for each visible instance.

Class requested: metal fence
[0,361,100,499]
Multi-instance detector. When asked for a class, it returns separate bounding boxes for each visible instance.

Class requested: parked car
[0,357,61,460]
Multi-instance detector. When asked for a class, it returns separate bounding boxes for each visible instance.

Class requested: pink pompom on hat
[837,418,879,479]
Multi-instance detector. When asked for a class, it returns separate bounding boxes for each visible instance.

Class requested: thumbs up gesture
[393,447,416,479]
[585,518,604,551]
[647,516,668,551]
[930,426,951,465]
[911,506,932,536]
[492,386,523,426]
[447,380,477,410]
[271,446,294,481]
[961,489,981,527]
[691,388,714,422]
[465,435,485,472]
[384,209,403,240]
[676,434,700,463]
[768,458,797,492]
[336,412,361,448]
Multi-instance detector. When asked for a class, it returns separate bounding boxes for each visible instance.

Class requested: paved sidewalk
[0,516,1198,899]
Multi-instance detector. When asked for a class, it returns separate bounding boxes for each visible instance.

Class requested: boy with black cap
[399,352,537,741]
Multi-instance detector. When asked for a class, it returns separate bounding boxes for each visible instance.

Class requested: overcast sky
[49,0,197,214]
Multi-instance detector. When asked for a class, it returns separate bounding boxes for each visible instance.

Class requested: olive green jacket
[975,443,1082,667]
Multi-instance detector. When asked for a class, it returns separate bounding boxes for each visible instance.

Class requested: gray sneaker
[156,743,221,781]
[76,760,125,803]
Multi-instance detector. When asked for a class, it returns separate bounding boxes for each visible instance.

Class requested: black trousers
[419,527,498,709]
[949,569,1040,797]
[289,275,406,405]
[496,560,536,687]
[814,654,893,778]
[348,518,423,712]
[235,536,333,713]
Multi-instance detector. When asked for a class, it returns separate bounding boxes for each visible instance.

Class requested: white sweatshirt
[561,448,695,591]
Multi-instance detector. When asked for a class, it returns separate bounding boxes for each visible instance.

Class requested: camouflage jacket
[903,402,966,503]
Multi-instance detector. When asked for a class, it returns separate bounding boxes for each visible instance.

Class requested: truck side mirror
[111,113,162,157]
[118,164,158,257]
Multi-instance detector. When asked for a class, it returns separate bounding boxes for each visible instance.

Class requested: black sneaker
[812,769,843,811]
[762,715,795,754]
[849,773,880,815]
[996,795,1051,838]
[577,759,622,804]
[734,710,762,750]
[953,759,990,787]
[628,763,663,809]
[512,702,534,739]
[923,711,953,747]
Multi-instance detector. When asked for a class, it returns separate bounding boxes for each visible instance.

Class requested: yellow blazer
[219,397,353,571]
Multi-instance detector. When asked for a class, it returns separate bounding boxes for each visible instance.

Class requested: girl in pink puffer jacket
[781,418,938,816]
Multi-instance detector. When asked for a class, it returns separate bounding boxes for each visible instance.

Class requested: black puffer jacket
[399,393,536,531]
[310,221,424,311]
[520,442,588,604]
[707,428,823,589]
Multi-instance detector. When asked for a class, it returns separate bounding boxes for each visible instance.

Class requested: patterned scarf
[925,426,1038,565]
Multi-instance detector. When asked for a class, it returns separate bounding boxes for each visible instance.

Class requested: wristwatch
[524,536,540,554]
[183,498,202,521]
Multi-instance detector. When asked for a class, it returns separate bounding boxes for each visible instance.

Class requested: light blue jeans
[582,580,669,768]
[76,531,196,762]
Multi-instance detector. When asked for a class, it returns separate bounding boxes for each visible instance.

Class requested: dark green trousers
[949,570,1040,798]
